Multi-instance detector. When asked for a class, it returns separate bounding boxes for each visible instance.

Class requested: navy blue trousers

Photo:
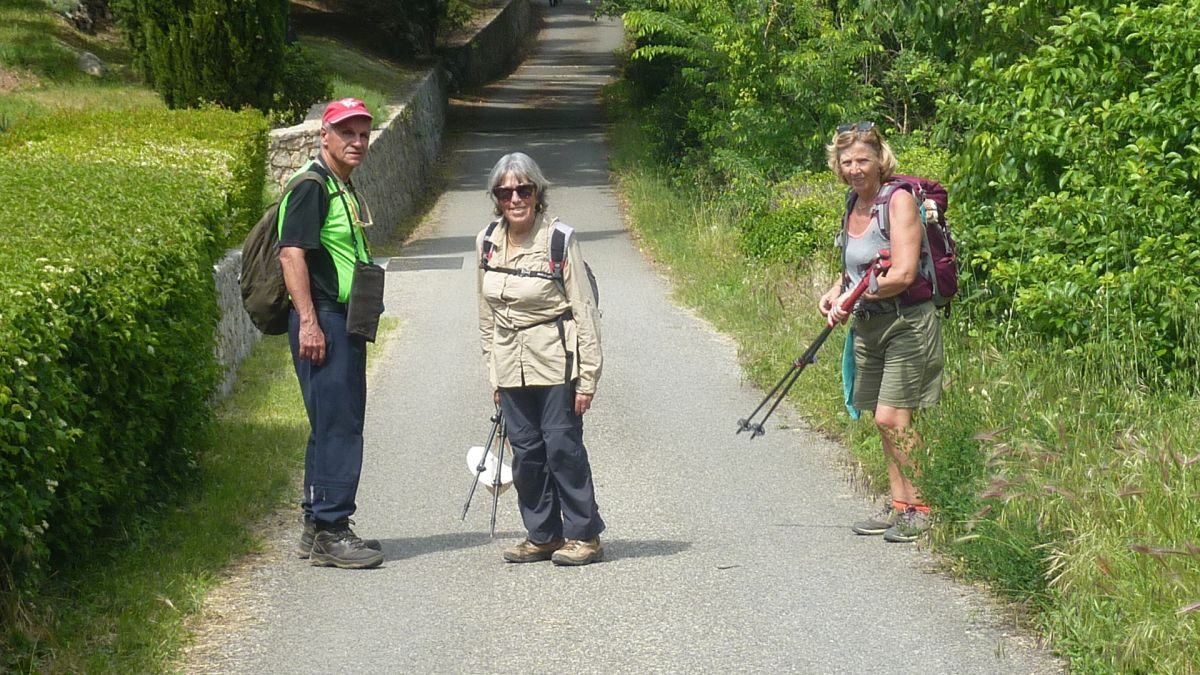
[499,383,605,542]
[289,309,367,526]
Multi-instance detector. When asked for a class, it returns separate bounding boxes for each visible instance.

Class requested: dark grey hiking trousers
[499,383,605,542]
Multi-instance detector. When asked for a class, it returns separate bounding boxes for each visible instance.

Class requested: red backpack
[841,174,957,312]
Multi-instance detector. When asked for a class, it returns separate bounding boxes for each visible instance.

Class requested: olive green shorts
[851,301,944,410]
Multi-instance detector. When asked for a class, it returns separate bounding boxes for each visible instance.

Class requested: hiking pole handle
[826,252,891,329]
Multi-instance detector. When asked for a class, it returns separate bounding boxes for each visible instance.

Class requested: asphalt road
[193,4,1062,673]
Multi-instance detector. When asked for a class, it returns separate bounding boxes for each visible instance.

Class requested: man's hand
[298,318,326,365]
[575,392,593,417]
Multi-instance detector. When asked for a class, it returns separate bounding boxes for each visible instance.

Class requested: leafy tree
[616,0,880,180]
[113,0,289,111]
[943,2,1200,374]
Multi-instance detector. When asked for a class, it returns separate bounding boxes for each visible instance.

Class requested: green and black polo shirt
[276,159,372,308]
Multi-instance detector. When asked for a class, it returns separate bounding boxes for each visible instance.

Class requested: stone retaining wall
[211,0,533,397]
[440,0,536,90]
[264,68,446,243]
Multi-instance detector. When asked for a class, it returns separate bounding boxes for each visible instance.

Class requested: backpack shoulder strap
[874,180,913,240]
[480,219,501,266]
[275,169,330,236]
[837,189,854,246]
[284,169,326,195]
[549,220,574,277]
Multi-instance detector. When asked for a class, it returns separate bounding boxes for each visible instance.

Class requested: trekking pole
[461,406,503,521]
[736,252,891,438]
[488,416,507,538]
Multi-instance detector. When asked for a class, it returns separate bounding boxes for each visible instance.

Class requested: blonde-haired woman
[819,122,944,543]
[476,152,605,565]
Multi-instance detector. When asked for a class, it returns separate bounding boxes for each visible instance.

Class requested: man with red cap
[278,98,383,569]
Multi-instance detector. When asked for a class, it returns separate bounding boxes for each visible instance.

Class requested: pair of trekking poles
[736,251,892,438]
[460,406,508,537]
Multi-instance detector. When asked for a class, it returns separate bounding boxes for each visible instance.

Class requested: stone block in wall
[212,250,260,399]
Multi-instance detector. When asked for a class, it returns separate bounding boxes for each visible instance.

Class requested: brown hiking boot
[551,537,603,566]
[503,538,565,563]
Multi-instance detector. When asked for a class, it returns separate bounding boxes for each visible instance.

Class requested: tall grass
[607,111,1200,672]
[301,36,420,124]
[0,0,161,128]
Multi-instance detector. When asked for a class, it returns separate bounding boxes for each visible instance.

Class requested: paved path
[197,4,1060,673]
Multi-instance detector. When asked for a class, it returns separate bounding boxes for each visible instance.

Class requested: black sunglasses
[491,183,536,202]
[837,121,876,134]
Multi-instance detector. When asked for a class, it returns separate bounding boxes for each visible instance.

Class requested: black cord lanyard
[315,156,373,264]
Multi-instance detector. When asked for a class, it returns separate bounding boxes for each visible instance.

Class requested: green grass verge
[0,0,162,128]
[2,319,398,672]
[301,36,420,124]
[607,107,1200,672]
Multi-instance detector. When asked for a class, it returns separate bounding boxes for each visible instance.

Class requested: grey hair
[486,152,550,215]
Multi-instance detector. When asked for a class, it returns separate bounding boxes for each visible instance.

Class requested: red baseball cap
[322,98,372,126]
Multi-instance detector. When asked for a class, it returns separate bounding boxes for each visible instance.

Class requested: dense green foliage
[273,43,335,126]
[604,0,1200,670]
[945,3,1200,377]
[110,0,330,119]
[0,108,266,596]
[613,0,878,180]
[608,0,1200,378]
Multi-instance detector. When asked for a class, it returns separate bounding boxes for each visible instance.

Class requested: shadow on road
[379,530,525,561]
[601,538,692,561]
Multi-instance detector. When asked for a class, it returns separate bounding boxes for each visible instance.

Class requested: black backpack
[480,219,599,305]
[240,170,325,334]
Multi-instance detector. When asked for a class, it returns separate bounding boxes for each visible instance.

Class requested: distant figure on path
[475,152,605,566]
[278,98,384,569]
[819,122,944,544]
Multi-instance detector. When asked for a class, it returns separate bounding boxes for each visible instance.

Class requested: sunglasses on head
[837,121,876,134]
[492,183,536,202]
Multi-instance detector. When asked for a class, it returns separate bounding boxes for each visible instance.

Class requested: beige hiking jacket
[476,215,602,395]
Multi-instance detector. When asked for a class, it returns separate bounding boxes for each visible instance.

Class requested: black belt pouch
[346,262,386,342]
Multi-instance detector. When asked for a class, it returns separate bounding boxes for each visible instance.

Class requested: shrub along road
[194,5,1062,672]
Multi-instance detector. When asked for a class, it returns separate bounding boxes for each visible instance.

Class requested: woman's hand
[575,392,593,416]
[828,290,853,325]
[493,390,500,407]
[819,284,848,326]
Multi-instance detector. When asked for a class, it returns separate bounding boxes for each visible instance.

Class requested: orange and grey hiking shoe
[883,508,931,543]
[851,503,899,535]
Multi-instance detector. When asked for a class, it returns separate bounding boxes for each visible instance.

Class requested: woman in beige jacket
[476,152,605,566]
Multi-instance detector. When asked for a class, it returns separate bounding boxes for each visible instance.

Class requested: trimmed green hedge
[0,107,266,591]
[2,108,267,248]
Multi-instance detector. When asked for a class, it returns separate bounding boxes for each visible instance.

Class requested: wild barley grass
[609,116,1200,672]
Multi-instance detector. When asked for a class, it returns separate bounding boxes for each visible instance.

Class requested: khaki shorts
[852,301,944,410]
